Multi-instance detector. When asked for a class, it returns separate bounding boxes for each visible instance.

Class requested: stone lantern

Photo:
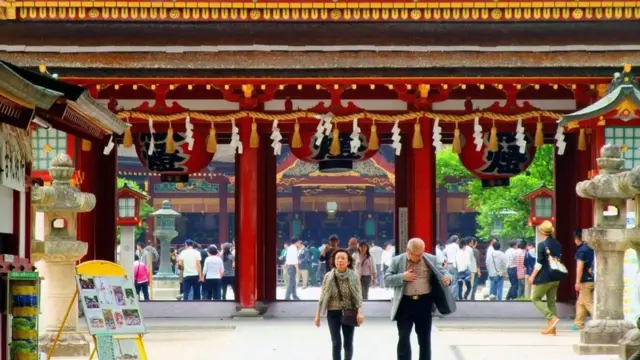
[574,144,640,355]
[116,183,149,279]
[150,200,181,299]
[31,153,95,356]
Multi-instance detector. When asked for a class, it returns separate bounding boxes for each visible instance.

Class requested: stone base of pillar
[618,328,640,360]
[233,308,262,318]
[39,332,91,357]
[574,320,636,355]
[151,277,180,301]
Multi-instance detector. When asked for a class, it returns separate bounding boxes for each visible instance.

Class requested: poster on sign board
[76,275,146,336]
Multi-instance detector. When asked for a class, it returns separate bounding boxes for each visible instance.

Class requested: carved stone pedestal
[619,328,640,360]
[39,332,90,357]
[152,276,180,300]
[574,229,635,355]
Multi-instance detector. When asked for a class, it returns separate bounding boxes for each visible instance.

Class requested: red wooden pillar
[77,140,97,262]
[438,185,449,244]
[407,123,436,252]
[219,180,229,243]
[235,121,259,309]
[93,145,118,262]
[554,133,579,302]
[260,133,277,302]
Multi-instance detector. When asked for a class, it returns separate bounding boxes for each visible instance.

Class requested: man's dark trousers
[396,294,433,360]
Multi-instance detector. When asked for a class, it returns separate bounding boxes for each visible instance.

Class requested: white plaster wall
[0,186,13,234]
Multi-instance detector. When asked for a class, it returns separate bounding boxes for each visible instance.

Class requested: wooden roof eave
[73,92,127,135]
[0,63,62,112]
[558,85,640,127]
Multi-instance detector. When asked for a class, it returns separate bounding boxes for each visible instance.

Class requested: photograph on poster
[76,275,146,335]
[114,338,141,360]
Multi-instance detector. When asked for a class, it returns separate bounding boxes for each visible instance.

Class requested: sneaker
[571,325,582,331]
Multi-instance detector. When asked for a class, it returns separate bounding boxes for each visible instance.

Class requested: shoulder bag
[334,273,360,327]
[545,246,568,281]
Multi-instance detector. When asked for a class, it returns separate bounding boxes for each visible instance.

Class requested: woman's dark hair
[492,241,501,250]
[458,238,468,249]
[332,248,353,269]
[358,241,371,260]
[134,254,139,261]
[518,241,527,250]
[223,244,233,261]
[329,234,339,243]
[208,246,219,256]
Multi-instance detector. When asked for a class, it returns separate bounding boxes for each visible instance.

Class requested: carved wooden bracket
[220,85,278,110]
[395,85,451,110]
[129,84,188,114]
[307,85,363,115]
[482,84,539,113]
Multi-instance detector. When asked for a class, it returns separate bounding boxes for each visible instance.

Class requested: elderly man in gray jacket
[385,238,456,360]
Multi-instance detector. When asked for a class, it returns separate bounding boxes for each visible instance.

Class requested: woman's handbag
[546,247,568,281]
[334,274,360,327]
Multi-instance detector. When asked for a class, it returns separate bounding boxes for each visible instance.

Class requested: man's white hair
[407,238,425,252]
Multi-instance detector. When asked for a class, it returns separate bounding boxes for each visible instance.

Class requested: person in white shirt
[178,239,202,301]
[369,241,384,287]
[455,239,473,300]
[380,243,394,288]
[504,240,521,300]
[285,237,302,300]
[444,235,460,295]
[435,244,446,266]
[202,246,225,300]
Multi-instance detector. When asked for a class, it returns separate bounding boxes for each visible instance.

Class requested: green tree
[116,178,154,244]
[435,144,554,240]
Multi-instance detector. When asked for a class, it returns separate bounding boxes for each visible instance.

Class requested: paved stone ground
[50,318,621,360]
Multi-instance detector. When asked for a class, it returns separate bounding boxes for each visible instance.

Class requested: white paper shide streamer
[473,117,483,152]
[147,118,155,155]
[185,114,195,151]
[270,120,283,155]
[391,120,402,155]
[555,124,566,155]
[349,118,361,154]
[230,119,243,154]
[432,118,443,153]
[103,135,115,155]
[314,113,333,145]
[515,118,527,154]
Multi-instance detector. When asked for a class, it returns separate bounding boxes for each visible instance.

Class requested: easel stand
[48,261,148,360]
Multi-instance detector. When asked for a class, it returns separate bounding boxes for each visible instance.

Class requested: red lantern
[135,131,214,182]
[458,131,537,187]
[290,131,378,172]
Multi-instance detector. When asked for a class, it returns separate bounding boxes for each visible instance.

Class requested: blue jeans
[489,276,504,300]
[376,267,383,286]
[470,272,480,300]
[456,270,471,300]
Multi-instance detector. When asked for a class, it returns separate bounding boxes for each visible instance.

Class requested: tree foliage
[116,178,154,244]
[435,144,554,240]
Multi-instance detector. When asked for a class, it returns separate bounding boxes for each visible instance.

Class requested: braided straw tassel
[451,122,462,154]
[207,122,217,154]
[488,121,498,152]
[249,119,259,148]
[412,121,424,149]
[534,117,544,148]
[578,128,587,151]
[330,126,340,156]
[291,120,302,148]
[166,122,175,153]
[369,120,379,151]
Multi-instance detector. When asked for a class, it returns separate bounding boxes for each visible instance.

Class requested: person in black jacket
[528,220,563,335]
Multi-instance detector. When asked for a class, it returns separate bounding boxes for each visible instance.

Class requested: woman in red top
[133,254,150,301]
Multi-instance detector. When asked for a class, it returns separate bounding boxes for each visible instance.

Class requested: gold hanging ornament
[207,122,217,154]
[330,125,341,156]
[166,122,175,153]
[412,120,424,149]
[488,120,498,152]
[250,118,259,148]
[578,128,587,151]
[81,139,92,152]
[369,119,379,151]
[452,122,462,154]
[291,120,302,148]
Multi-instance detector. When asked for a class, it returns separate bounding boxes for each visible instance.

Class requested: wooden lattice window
[605,127,640,170]
[32,128,67,170]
